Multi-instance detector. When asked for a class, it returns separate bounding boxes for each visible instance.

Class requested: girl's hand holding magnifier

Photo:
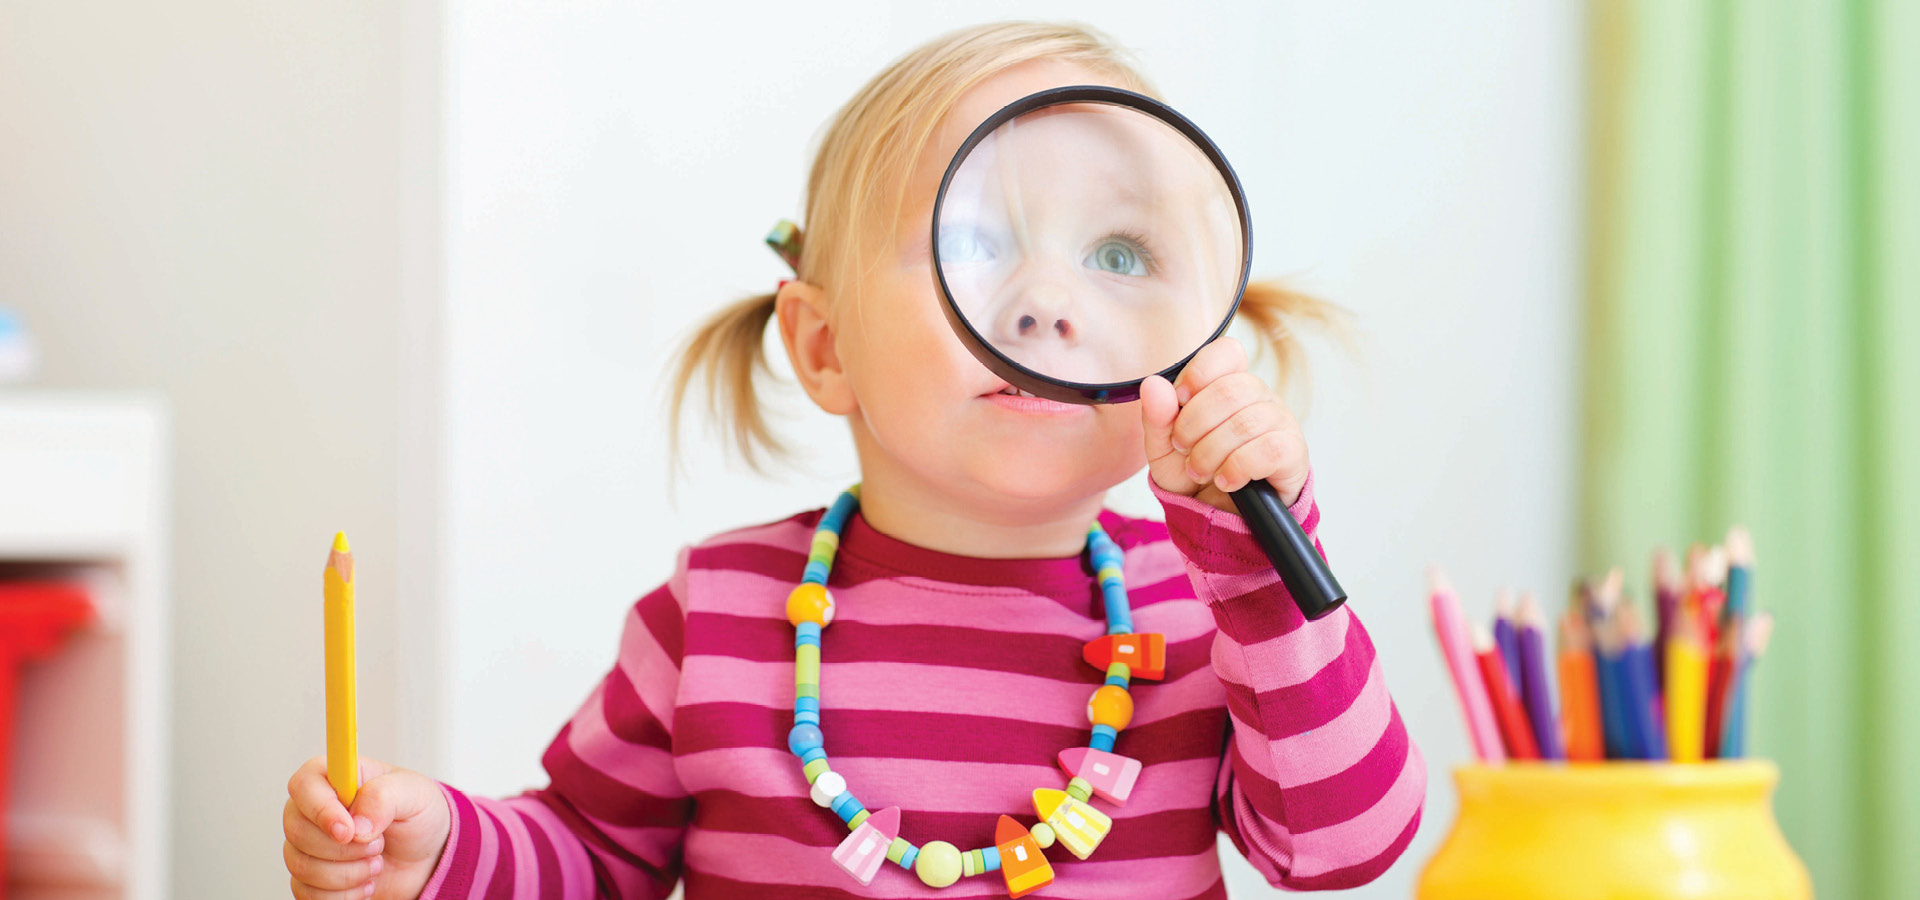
[1141,336,1309,514]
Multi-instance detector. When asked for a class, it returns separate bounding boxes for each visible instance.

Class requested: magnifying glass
[931,85,1346,621]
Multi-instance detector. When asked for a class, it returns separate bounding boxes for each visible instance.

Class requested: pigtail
[667,291,786,473]
[1234,279,1353,409]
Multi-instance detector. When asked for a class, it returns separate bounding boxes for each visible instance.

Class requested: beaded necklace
[785,486,1167,897]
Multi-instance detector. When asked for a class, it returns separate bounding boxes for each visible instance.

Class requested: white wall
[0,2,439,898]
[444,3,1582,898]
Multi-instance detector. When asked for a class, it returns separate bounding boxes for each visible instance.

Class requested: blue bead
[1091,724,1118,752]
[796,622,822,646]
[794,709,819,726]
[821,492,858,534]
[788,723,824,756]
[1104,673,1130,689]
[830,791,864,823]
[802,560,830,583]
[801,747,827,764]
[897,845,919,870]
[981,846,1001,872]
[795,696,819,714]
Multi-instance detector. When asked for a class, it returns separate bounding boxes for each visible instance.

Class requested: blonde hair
[668,21,1344,471]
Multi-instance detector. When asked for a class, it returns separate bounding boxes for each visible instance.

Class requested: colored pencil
[1653,547,1680,689]
[1474,625,1541,760]
[1589,575,1631,758]
[1429,570,1506,762]
[1702,624,1737,760]
[1557,609,1604,761]
[1515,593,1565,760]
[1721,612,1773,758]
[324,532,359,805]
[1493,588,1522,695]
[1619,603,1668,759]
[1665,603,1709,762]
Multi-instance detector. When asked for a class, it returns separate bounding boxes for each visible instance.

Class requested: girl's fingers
[284,799,383,861]
[284,840,383,892]
[1170,336,1248,404]
[1169,372,1270,455]
[1210,431,1299,495]
[288,756,354,844]
[1139,375,1181,460]
[1140,375,1203,493]
[1182,401,1285,484]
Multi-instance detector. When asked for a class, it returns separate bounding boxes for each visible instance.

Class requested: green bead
[886,837,913,864]
[795,644,820,686]
[914,841,962,888]
[848,809,870,830]
[1106,661,1130,680]
[802,758,830,781]
[796,682,819,699]
[1067,777,1093,802]
[1030,823,1056,848]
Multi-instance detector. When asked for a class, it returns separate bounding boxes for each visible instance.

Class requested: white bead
[810,770,847,807]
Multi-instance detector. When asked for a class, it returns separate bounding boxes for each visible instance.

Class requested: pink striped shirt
[419,478,1425,898]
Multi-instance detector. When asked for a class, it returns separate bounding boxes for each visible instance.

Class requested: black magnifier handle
[1230,480,1347,620]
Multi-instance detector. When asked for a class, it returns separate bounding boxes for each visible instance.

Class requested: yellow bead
[1087,684,1133,731]
[1029,823,1055,848]
[914,840,962,888]
[786,583,835,627]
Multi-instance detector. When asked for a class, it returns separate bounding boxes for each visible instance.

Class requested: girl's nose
[995,280,1080,349]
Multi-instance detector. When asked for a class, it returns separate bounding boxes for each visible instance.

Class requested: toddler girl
[283,21,1424,900]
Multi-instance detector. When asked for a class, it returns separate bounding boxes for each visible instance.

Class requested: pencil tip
[1726,526,1754,566]
[1427,567,1453,596]
[333,531,351,554]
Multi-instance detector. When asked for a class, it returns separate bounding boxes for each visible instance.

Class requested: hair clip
[766,219,804,275]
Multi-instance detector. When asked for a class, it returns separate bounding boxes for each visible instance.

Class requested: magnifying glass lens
[935,101,1244,387]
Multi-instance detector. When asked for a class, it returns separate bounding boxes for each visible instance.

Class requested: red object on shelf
[0,582,94,900]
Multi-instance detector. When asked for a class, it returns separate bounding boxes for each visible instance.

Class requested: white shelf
[0,392,168,900]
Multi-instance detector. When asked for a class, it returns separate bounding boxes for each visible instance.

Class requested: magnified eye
[1086,238,1150,276]
[937,226,996,264]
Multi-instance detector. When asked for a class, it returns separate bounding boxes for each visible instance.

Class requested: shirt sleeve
[419,550,695,899]
[1152,475,1426,890]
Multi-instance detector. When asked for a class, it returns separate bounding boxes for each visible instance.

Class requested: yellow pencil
[1665,607,1708,762]
[324,532,359,805]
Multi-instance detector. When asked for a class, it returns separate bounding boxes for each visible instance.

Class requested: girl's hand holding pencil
[289,535,448,900]
[284,754,448,900]
[1140,336,1311,511]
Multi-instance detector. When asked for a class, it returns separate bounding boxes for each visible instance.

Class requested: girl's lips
[980,390,1089,416]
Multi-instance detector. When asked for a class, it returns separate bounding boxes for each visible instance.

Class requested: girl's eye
[1086,239,1149,276]
[937,227,994,263]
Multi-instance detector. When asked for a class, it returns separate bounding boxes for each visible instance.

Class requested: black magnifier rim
[930,85,1253,405]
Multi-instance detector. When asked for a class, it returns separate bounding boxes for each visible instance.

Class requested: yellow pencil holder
[1417,761,1812,900]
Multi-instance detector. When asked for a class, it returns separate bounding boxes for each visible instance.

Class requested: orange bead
[786,583,835,627]
[1086,684,1133,731]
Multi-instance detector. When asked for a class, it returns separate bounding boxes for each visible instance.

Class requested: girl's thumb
[347,770,429,843]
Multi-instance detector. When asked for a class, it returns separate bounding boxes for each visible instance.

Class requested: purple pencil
[1515,593,1566,760]
[1493,589,1522,694]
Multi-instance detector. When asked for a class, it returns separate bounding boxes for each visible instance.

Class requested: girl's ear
[775,280,857,416]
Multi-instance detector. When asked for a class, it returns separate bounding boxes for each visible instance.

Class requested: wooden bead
[1032,789,1112,860]
[1065,777,1093,803]
[832,806,898,886]
[994,815,1053,898]
[809,770,846,807]
[1028,823,1055,849]
[1058,746,1142,804]
[1083,633,1165,680]
[914,841,962,888]
[786,583,835,626]
[1087,684,1133,731]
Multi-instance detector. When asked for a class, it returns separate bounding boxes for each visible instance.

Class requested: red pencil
[1702,622,1737,759]
[1474,624,1541,760]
